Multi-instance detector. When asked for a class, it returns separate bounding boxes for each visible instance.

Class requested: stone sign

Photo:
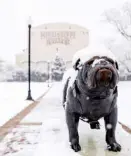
[40,31,76,45]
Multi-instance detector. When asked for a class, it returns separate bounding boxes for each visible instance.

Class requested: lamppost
[26,16,33,101]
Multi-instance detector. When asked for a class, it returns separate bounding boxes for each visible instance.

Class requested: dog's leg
[104,107,121,152]
[66,110,81,152]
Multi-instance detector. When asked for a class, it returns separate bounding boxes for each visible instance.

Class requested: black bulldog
[63,56,121,152]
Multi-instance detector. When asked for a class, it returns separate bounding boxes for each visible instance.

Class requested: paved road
[33,83,131,156]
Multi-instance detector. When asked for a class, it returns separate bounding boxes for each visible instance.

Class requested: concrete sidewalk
[0,85,53,156]
[0,83,130,156]
[33,83,131,156]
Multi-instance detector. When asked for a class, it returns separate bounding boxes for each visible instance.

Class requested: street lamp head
[28,16,32,26]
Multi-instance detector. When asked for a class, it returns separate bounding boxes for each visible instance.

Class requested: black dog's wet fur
[63,62,121,152]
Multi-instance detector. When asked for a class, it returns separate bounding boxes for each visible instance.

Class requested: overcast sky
[0,0,127,63]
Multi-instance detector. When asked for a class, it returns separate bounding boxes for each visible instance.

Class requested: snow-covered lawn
[118,81,131,128]
[0,82,49,126]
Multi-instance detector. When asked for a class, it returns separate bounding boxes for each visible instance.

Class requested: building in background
[15,23,89,71]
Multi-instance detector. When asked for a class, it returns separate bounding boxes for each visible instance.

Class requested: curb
[118,121,131,134]
[0,84,53,140]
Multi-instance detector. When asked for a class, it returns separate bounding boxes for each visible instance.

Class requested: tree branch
[119,60,131,73]
[105,10,131,40]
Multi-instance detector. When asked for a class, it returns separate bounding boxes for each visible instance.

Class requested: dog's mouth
[98,81,110,87]
[96,68,113,87]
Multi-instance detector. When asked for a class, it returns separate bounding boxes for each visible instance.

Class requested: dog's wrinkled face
[80,56,119,89]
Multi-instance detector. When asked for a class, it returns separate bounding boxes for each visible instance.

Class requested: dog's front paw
[71,143,81,152]
[90,121,100,129]
[107,142,121,152]
[70,139,81,152]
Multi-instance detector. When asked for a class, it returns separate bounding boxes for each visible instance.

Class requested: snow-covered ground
[33,82,131,156]
[117,81,131,128]
[0,82,131,156]
[0,125,41,156]
[0,82,49,126]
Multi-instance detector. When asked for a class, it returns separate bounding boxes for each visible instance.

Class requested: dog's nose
[97,69,112,81]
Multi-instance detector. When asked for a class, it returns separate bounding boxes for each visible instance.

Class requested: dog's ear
[115,61,119,70]
[73,58,81,70]
[87,58,94,65]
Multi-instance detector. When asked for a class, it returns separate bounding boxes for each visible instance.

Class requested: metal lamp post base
[26,90,34,101]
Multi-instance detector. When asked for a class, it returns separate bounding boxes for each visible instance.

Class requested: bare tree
[104,1,131,75]
[104,2,131,41]
[119,52,131,73]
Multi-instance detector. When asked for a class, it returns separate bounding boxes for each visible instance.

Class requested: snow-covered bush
[51,55,66,81]
[30,71,48,82]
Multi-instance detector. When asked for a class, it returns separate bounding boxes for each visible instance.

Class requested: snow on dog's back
[62,68,78,88]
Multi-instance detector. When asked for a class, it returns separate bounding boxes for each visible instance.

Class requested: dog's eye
[87,56,100,65]
[101,56,114,65]
[107,59,114,64]
[87,59,94,65]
